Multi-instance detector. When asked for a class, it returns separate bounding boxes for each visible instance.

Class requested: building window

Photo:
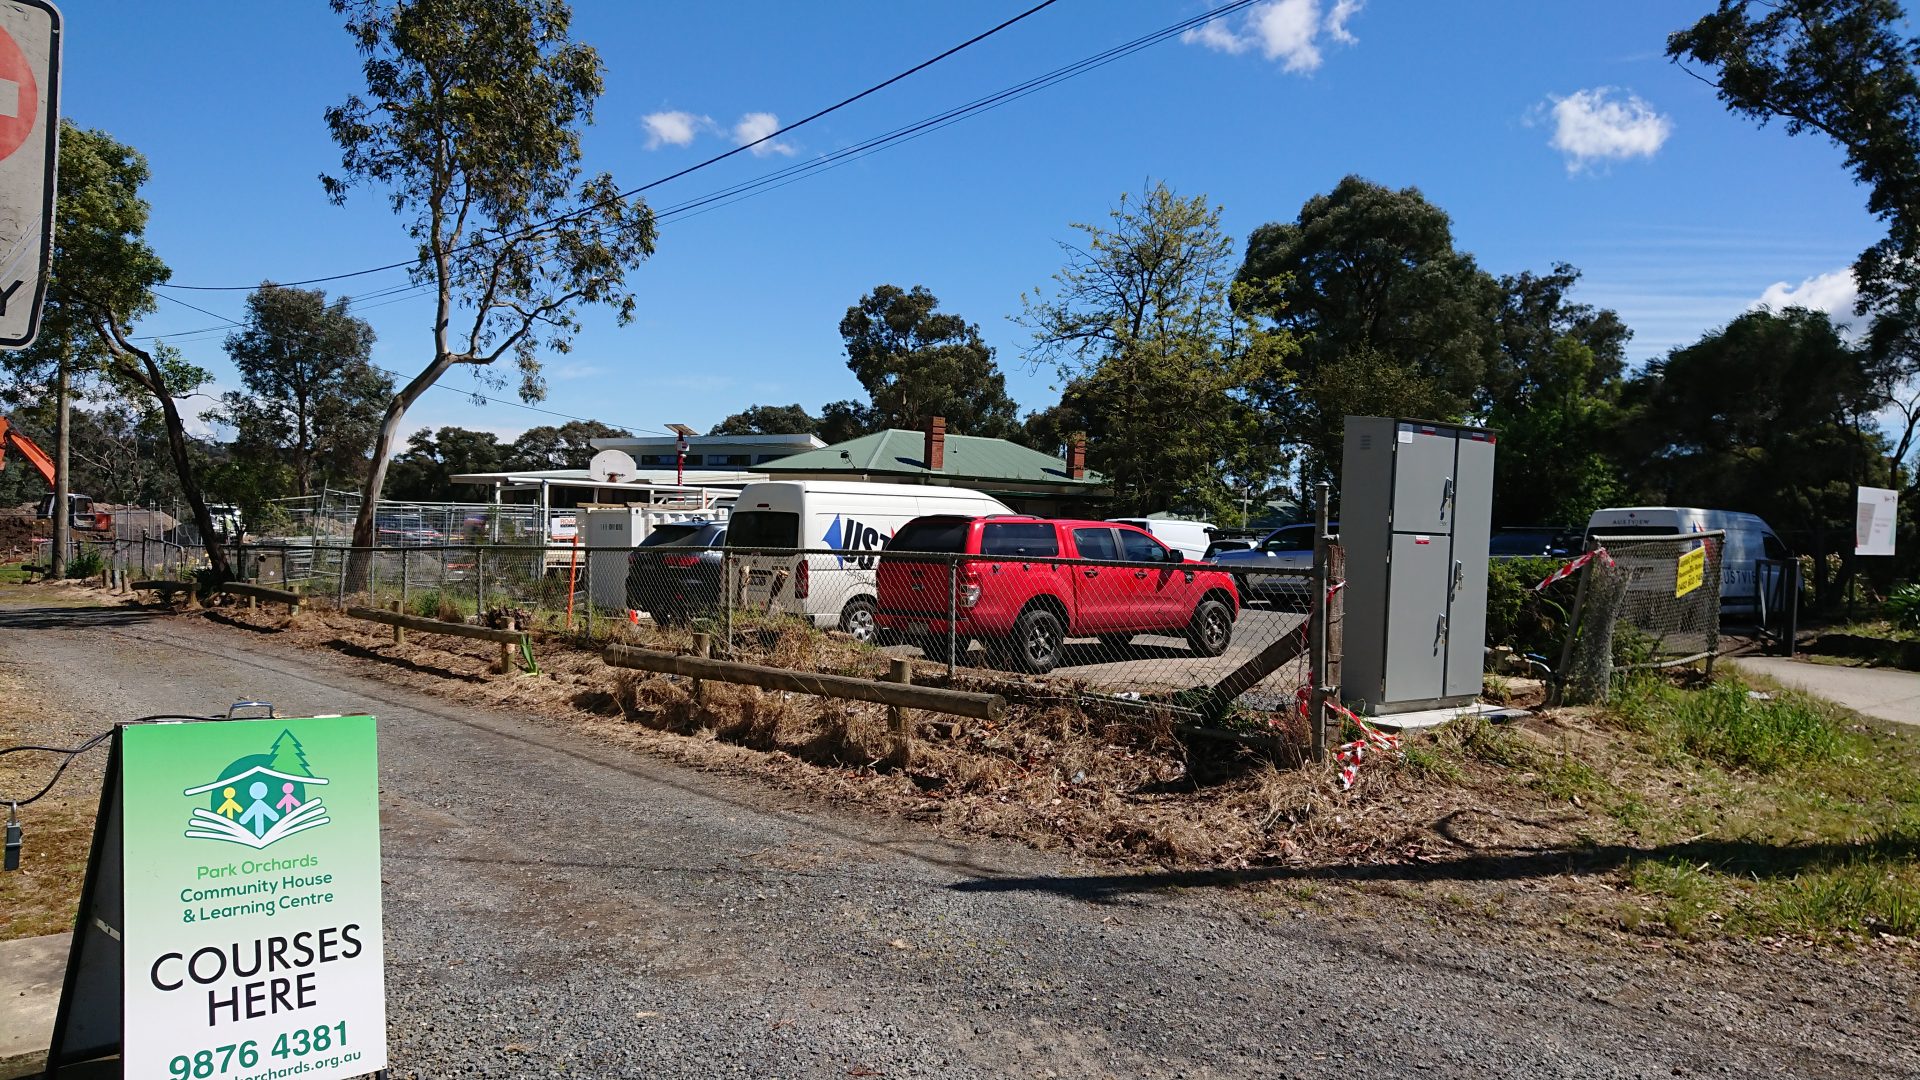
[640,453,702,467]
[710,453,751,467]
[754,454,786,464]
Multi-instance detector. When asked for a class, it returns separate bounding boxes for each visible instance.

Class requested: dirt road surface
[4,601,1915,1079]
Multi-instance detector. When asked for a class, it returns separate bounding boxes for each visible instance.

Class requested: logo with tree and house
[181,729,332,849]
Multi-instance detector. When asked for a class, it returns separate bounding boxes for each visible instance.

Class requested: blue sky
[68,1,1883,443]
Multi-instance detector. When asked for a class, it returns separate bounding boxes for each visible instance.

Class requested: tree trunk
[51,359,70,577]
[348,354,453,590]
[151,379,231,580]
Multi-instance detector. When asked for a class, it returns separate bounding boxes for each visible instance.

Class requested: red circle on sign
[0,28,39,162]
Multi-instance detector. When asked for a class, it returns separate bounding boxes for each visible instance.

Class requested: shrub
[64,550,105,579]
[1484,557,1571,664]
[1887,583,1920,632]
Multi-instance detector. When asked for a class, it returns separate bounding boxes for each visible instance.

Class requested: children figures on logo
[276,782,301,813]
[237,780,281,838]
[217,786,243,819]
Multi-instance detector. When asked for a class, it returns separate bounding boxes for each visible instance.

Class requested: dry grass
[145,591,1920,952]
[0,663,108,940]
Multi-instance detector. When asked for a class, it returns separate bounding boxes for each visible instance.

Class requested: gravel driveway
[3,601,1915,1079]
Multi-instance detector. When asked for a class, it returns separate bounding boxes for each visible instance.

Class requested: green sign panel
[118,716,388,1079]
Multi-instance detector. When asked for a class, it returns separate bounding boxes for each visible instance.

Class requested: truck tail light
[663,554,700,567]
[794,558,810,599]
[958,565,981,609]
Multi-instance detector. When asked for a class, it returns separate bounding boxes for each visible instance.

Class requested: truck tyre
[1187,598,1233,657]
[1003,607,1064,675]
[839,597,878,644]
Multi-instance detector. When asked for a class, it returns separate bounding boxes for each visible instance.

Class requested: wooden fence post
[887,658,913,769]
[390,599,404,646]
[691,632,711,704]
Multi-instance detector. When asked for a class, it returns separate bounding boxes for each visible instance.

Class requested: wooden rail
[345,606,537,673]
[602,644,1005,721]
[216,581,303,613]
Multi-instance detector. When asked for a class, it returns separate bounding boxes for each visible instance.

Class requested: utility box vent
[1340,416,1497,715]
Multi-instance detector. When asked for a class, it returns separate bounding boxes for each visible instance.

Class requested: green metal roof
[756,429,1106,488]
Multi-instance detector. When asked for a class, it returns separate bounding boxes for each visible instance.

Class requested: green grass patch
[1608,675,1842,772]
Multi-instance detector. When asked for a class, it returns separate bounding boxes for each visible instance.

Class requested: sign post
[47,715,389,1079]
[1856,485,1899,557]
[0,0,59,349]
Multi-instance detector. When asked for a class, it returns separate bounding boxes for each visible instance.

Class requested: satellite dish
[589,449,638,485]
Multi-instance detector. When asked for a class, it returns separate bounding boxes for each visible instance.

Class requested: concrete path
[1734,656,1920,726]
[0,932,69,1080]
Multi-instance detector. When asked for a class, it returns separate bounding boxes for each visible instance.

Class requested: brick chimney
[1066,434,1086,480]
[923,415,947,472]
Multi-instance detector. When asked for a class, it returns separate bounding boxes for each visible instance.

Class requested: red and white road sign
[0,1,59,350]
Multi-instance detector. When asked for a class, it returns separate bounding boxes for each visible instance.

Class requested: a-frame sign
[45,714,389,1079]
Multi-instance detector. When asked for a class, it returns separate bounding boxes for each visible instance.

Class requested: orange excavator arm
[0,417,57,487]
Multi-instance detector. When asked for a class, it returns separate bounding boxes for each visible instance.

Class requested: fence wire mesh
[1564,532,1724,703]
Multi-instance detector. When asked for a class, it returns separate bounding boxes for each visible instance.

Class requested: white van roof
[736,479,1001,500]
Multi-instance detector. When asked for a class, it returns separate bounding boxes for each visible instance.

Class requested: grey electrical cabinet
[1340,417,1496,715]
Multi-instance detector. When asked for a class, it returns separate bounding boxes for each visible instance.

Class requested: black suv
[625,521,727,627]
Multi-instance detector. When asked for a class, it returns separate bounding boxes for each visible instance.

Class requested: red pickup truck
[875,515,1240,674]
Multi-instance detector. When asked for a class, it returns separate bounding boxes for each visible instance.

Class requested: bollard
[390,599,405,646]
[691,632,711,704]
[498,639,512,674]
[886,658,913,770]
[290,582,303,617]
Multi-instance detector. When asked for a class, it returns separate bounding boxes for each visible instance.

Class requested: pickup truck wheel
[839,598,878,644]
[1187,598,1233,657]
[1004,607,1064,675]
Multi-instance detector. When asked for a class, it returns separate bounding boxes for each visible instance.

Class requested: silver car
[1206,523,1332,606]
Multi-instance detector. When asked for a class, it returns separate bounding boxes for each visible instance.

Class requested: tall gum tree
[23,122,229,576]
[322,0,656,582]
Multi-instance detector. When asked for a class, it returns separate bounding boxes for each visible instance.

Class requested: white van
[1107,518,1215,561]
[727,481,1012,641]
[1584,506,1791,617]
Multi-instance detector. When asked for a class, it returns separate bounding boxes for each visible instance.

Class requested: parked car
[1202,537,1254,559]
[373,512,444,547]
[1584,506,1791,618]
[1106,517,1216,561]
[1205,522,1334,606]
[876,515,1240,674]
[1488,526,1580,561]
[625,520,727,627]
[726,480,1013,643]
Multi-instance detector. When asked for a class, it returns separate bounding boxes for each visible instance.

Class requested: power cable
[158,0,1067,292]
[134,0,1263,343]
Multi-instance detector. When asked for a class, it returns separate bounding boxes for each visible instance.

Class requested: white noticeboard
[1857,486,1899,557]
[0,1,58,348]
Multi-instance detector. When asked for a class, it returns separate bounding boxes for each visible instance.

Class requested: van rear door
[728,506,803,614]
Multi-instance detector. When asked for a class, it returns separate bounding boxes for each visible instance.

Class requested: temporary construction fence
[1552,531,1725,703]
[90,530,1343,742]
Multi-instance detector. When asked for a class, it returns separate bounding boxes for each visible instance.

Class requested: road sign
[0,1,58,349]
[46,716,389,1080]
[1857,485,1899,557]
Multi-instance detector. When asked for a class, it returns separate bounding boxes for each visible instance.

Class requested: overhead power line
[137,0,1266,342]
[158,0,1067,292]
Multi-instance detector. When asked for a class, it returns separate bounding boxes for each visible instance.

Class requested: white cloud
[641,110,710,149]
[1181,0,1361,73]
[1325,0,1363,44]
[1755,267,1861,328]
[548,361,607,382]
[733,112,795,157]
[1544,88,1672,172]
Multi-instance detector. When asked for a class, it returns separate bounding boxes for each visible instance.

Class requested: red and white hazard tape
[1326,699,1401,791]
[1533,546,1613,591]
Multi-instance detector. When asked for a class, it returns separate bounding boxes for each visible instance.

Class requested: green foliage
[384,427,507,501]
[1234,176,1500,481]
[838,285,1020,439]
[504,420,631,471]
[708,404,818,437]
[1483,557,1566,662]
[213,284,388,500]
[63,549,104,579]
[1887,584,1920,631]
[1018,182,1294,517]
[405,588,472,622]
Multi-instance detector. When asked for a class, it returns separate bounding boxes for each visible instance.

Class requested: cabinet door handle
[1437,613,1449,642]
[1452,560,1463,596]
[1442,477,1455,507]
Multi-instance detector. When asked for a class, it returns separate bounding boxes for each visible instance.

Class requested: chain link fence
[1561,532,1724,703]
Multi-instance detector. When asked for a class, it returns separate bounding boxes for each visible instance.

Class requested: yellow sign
[1676,545,1705,598]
